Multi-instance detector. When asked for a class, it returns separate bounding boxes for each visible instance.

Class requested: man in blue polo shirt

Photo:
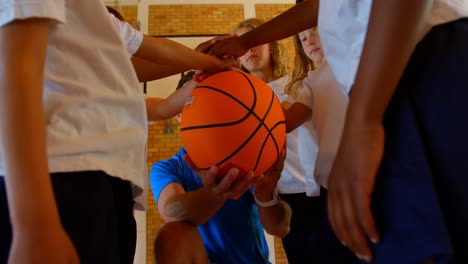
[150,100,291,263]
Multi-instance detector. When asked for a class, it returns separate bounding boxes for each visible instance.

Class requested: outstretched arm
[211,0,318,58]
[146,79,198,121]
[131,35,239,82]
[0,18,78,263]
[134,35,237,73]
[282,102,312,133]
[131,56,187,82]
[327,0,433,261]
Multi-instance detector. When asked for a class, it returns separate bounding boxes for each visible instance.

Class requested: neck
[250,67,276,83]
[315,57,325,66]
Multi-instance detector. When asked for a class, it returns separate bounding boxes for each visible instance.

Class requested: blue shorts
[370,18,468,264]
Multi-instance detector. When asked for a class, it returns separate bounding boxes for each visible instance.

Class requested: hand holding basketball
[184,154,257,200]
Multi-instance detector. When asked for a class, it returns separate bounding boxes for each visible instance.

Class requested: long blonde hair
[233,18,288,80]
[284,34,316,98]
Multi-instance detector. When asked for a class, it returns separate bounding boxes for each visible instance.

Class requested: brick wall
[109,5,139,28]
[146,119,184,263]
[256,3,296,81]
[148,5,244,36]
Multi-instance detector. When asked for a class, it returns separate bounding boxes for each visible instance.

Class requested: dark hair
[177,71,195,90]
[106,6,125,22]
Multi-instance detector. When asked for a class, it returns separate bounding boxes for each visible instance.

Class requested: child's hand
[195,34,238,54]
[194,35,241,75]
[192,62,241,82]
[210,37,249,59]
[327,122,383,262]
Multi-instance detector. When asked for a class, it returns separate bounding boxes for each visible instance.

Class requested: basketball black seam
[199,89,283,171]
[181,71,257,132]
[180,85,255,131]
[185,71,284,172]
[252,92,282,172]
[253,120,286,172]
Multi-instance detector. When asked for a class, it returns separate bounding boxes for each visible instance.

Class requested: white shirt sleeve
[0,0,66,27]
[109,13,143,56]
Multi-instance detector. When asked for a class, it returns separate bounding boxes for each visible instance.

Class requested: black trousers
[279,193,322,264]
[0,171,136,264]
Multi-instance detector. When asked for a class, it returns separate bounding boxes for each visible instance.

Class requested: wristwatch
[254,188,280,207]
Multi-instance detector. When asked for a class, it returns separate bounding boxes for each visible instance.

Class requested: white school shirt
[309,61,348,189]
[286,78,320,197]
[268,76,308,194]
[0,1,148,208]
[318,0,468,93]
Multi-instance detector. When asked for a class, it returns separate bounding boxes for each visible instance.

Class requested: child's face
[298,27,324,64]
[236,27,272,74]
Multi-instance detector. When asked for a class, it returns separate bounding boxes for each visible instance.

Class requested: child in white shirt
[0,1,234,263]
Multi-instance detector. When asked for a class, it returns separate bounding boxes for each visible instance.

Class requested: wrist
[238,34,251,52]
[254,187,280,207]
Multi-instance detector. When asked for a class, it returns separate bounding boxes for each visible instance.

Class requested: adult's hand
[184,154,257,201]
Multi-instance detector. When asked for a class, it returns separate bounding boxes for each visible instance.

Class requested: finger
[211,34,237,43]
[329,183,372,262]
[202,166,219,189]
[341,191,372,262]
[227,58,241,69]
[215,167,239,195]
[327,184,348,245]
[357,192,380,245]
[229,171,256,199]
[193,73,212,82]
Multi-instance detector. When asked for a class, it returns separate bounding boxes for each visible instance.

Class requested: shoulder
[150,148,188,178]
[0,0,66,26]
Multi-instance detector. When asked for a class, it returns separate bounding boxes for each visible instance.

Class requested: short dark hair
[177,71,195,90]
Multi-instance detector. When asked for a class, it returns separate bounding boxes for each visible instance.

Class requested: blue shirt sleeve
[149,148,187,205]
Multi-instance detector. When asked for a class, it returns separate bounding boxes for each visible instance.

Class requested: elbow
[161,214,205,227]
[277,225,290,239]
[265,225,290,239]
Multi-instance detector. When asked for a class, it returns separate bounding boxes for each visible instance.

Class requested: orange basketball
[180,71,286,176]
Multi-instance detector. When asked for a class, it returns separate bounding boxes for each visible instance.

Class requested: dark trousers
[0,171,136,264]
[369,18,468,264]
[279,193,321,264]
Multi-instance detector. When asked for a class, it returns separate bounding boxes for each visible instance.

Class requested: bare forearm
[258,200,291,238]
[348,0,432,125]
[135,35,224,72]
[283,103,312,133]
[146,80,197,121]
[0,19,61,230]
[131,56,187,82]
[238,0,318,49]
[162,188,225,226]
